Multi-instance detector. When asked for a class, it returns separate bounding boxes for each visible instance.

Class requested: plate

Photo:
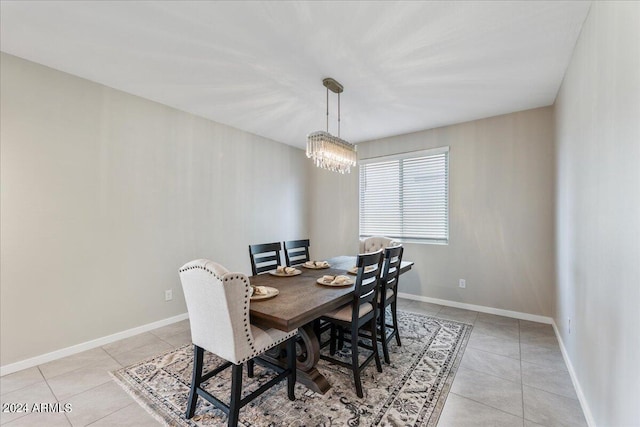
[316,277,354,287]
[250,286,279,300]
[268,268,302,277]
[302,262,331,269]
[346,266,376,275]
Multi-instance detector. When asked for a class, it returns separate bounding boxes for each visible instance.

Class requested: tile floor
[0,299,587,426]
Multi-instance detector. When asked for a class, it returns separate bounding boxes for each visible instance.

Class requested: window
[359,146,449,244]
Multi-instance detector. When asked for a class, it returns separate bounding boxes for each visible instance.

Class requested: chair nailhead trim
[179,262,297,365]
[178,264,225,281]
[236,331,298,364]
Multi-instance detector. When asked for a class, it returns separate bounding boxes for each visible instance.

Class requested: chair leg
[329,324,337,355]
[247,359,254,378]
[370,318,383,373]
[338,326,344,350]
[391,300,402,346]
[379,304,391,364]
[351,325,364,398]
[186,345,203,419]
[286,337,297,401]
[228,364,243,427]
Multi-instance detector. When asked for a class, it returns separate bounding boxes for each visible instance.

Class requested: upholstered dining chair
[249,242,282,275]
[359,236,400,254]
[283,239,310,266]
[378,245,404,364]
[319,250,384,398]
[179,259,297,427]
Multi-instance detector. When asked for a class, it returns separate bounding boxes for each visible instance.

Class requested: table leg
[259,323,330,394]
[294,323,330,394]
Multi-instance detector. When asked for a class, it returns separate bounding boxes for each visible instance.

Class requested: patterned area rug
[112,311,471,426]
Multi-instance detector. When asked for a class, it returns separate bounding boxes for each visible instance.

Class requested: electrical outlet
[165,290,173,301]
[459,279,466,289]
[568,318,571,334]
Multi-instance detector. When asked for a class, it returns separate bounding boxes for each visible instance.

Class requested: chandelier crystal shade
[306,78,357,174]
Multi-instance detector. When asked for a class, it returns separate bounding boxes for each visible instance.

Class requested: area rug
[112,311,471,426]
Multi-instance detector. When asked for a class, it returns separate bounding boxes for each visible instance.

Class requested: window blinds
[359,147,449,244]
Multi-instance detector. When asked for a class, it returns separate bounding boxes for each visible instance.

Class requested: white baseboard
[551,320,596,427]
[1,312,189,377]
[397,292,553,324]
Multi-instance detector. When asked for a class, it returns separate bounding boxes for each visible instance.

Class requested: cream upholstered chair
[179,259,297,427]
[359,236,400,254]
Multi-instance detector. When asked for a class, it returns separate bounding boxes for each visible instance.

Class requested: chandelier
[306,78,357,174]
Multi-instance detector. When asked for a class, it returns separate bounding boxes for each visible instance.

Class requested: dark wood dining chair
[178,259,297,427]
[319,250,384,398]
[283,239,310,266]
[249,242,282,275]
[378,245,404,364]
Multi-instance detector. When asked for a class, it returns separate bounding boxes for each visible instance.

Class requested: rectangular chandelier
[306,131,357,174]
[307,77,357,174]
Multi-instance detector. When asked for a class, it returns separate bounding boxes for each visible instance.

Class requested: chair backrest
[359,236,401,254]
[283,239,310,266]
[352,250,384,323]
[178,259,255,364]
[381,245,404,305]
[249,242,282,275]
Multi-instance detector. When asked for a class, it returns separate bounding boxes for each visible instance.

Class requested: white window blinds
[359,147,449,244]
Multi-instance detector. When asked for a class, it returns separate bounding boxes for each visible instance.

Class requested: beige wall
[554,2,640,425]
[314,107,556,317]
[308,165,359,260]
[0,53,309,366]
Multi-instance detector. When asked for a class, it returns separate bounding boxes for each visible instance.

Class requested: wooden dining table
[249,255,413,393]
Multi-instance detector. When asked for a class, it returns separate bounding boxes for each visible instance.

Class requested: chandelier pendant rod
[326,86,329,133]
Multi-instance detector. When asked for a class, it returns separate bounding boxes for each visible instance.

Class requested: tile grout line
[38,347,117,382]
[100,334,159,361]
[0,371,45,398]
[37,365,72,426]
[84,402,140,426]
[447,391,525,422]
[153,335,183,349]
[100,345,124,367]
[456,364,522,386]
[466,336,522,360]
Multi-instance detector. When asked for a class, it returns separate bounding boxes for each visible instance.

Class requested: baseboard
[551,320,597,427]
[0,312,189,377]
[397,292,553,324]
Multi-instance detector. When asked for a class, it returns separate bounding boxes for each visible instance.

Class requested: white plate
[268,269,302,277]
[250,286,279,300]
[302,262,331,269]
[346,266,375,275]
[316,277,354,287]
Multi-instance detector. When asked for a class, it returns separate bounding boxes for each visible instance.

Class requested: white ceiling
[0,1,591,149]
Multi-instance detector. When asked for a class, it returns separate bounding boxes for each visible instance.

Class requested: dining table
[249,255,414,394]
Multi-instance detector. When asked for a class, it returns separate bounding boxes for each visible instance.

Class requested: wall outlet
[459,279,466,288]
[568,318,571,334]
[165,290,173,301]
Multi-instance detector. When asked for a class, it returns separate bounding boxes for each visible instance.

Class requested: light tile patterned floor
[0,299,587,426]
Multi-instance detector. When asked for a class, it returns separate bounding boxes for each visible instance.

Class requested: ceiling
[0,1,591,149]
